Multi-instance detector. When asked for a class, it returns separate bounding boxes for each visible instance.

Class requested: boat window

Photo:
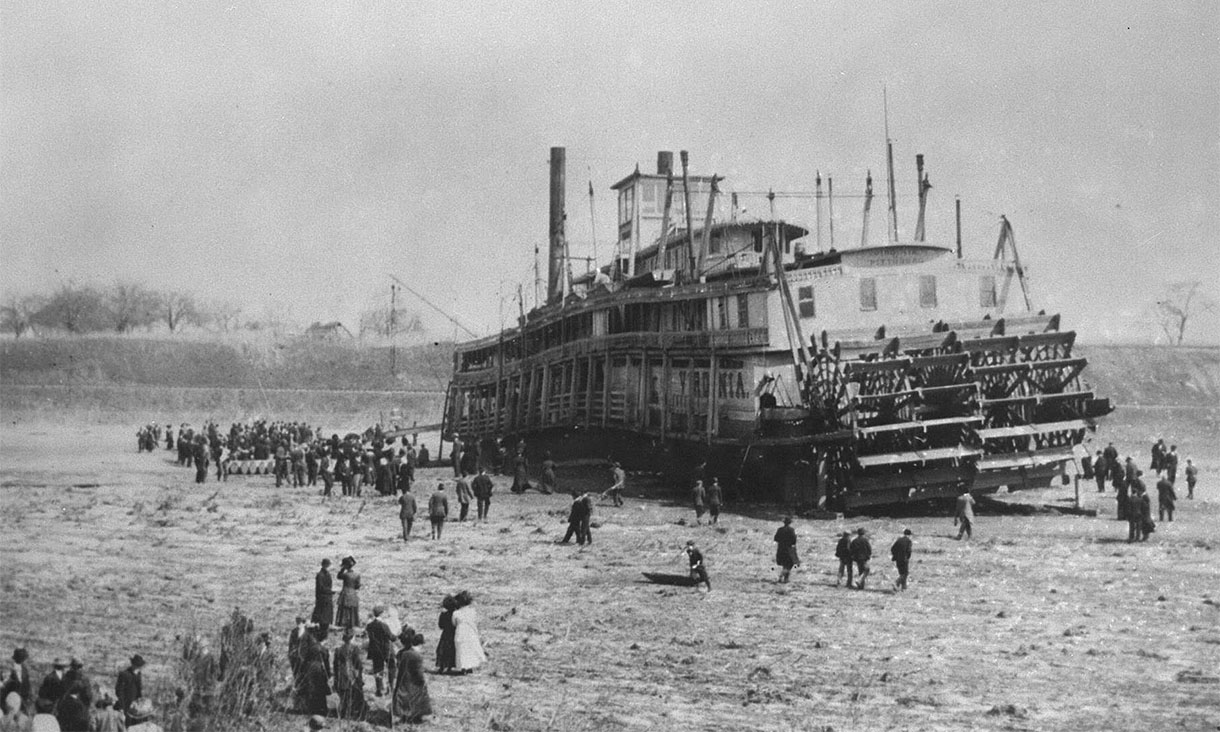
[716,297,729,330]
[798,285,815,318]
[709,231,721,254]
[920,275,938,308]
[979,275,997,308]
[619,188,634,225]
[859,278,878,311]
[736,294,750,328]
[752,229,764,253]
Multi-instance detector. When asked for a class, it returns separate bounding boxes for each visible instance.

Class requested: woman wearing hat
[392,630,432,724]
[773,516,800,584]
[452,591,486,674]
[336,557,360,630]
[435,596,457,675]
[125,698,162,732]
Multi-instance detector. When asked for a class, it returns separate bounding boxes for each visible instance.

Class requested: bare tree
[32,284,107,333]
[160,290,201,333]
[1156,280,1217,345]
[0,293,44,338]
[106,281,160,333]
[201,299,244,332]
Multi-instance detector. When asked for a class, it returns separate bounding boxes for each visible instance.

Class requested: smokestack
[548,147,566,305]
[657,151,673,176]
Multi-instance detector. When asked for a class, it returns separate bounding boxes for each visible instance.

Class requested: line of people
[1084,439,1199,542]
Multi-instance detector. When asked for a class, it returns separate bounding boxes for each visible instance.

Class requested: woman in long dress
[452,591,487,674]
[392,631,432,724]
[540,453,558,495]
[435,595,457,674]
[336,556,361,629]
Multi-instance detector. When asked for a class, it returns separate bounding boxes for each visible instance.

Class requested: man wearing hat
[773,516,799,584]
[834,531,853,587]
[891,529,914,592]
[115,654,145,725]
[35,658,68,713]
[366,606,396,698]
[1,648,31,713]
[607,462,625,506]
[63,657,92,707]
[428,484,449,540]
[126,698,162,732]
[311,559,334,637]
[848,528,872,590]
[332,628,366,720]
[683,540,711,591]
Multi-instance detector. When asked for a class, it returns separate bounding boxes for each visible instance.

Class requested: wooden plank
[856,415,982,435]
[975,419,1090,440]
[856,446,981,467]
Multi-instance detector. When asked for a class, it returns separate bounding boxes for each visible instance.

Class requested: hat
[309,714,328,730]
[69,657,83,669]
[686,539,696,546]
[372,605,386,616]
[840,531,851,537]
[130,654,146,668]
[903,529,912,535]
[341,556,356,566]
[856,528,866,535]
[11,648,27,663]
[321,558,332,567]
[398,625,416,643]
[99,691,115,706]
[783,516,792,525]
[128,698,155,721]
[52,658,67,669]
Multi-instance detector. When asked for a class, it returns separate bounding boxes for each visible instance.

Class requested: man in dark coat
[773,516,799,583]
[471,467,494,521]
[63,658,91,708]
[1094,451,1108,492]
[849,528,872,590]
[365,606,396,698]
[297,634,330,716]
[891,529,914,591]
[1164,446,1180,484]
[332,628,366,720]
[1185,459,1198,499]
[835,531,853,587]
[560,493,590,545]
[53,681,90,732]
[1150,439,1166,474]
[2,648,32,712]
[398,488,417,541]
[36,658,69,713]
[1156,476,1177,522]
[684,540,711,591]
[194,439,210,484]
[707,478,723,525]
[114,654,145,724]
[311,559,334,637]
[428,484,449,540]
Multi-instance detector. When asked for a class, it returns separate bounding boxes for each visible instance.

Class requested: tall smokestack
[548,147,566,305]
[657,151,673,176]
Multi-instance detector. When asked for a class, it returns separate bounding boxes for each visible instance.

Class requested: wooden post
[585,354,596,428]
[602,352,612,428]
[539,363,551,427]
[681,151,696,279]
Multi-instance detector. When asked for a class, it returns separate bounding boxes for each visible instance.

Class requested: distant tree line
[1,281,428,340]
[0,282,243,338]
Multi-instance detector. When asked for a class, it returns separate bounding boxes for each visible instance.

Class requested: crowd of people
[1,650,158,732]
[1083,438,1199,543]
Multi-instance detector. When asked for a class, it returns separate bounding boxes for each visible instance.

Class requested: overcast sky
[2,1,1217,343]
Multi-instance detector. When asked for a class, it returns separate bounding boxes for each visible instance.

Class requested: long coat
[312,569,334,627]
[114,668,141,718]
[336,569,360,629]
[453,605,487,671]
[435,611,456,670]
[773,525,799,569]
[391,648,432,722]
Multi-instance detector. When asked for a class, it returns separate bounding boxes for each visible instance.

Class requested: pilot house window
[919,275,938,308]
[979,275,997,308]
[859,278,877,311]
[798,286,815,318]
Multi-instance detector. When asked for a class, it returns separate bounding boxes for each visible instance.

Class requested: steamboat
[441,147,1113,510]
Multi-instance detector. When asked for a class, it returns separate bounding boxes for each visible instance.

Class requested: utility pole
[389,282,398,374]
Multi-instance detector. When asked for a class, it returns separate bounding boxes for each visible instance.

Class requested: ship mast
[884,88,899,244]
[860,170,873,248]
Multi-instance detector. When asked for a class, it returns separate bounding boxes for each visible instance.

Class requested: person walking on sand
[365,606,396,698]
[392,630,432,724]
[1126,484,1145,543]
[773,516,799,583]
[540,452,559,495]
[336,556,360,630]
[398,486,417,541]
[1164,445,1180,484]
[849,528,872,590]
[954,489,976,540]
[707,477,723,525]
[472,467,494,520]
[835,531,853,587]
[692,480,707,526]
[311,559,334,636]
[607,462,626,507]
[560,493,588,545]
[1093,450,1107,493]
[891,529,913,592]
[1185,458,1197,499]
[452,591,487,674]
[455,473,473,522]
[683,540,711,592]
[435,596,457,675]
[429,483,450,540]
[1156,475,1177,522]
